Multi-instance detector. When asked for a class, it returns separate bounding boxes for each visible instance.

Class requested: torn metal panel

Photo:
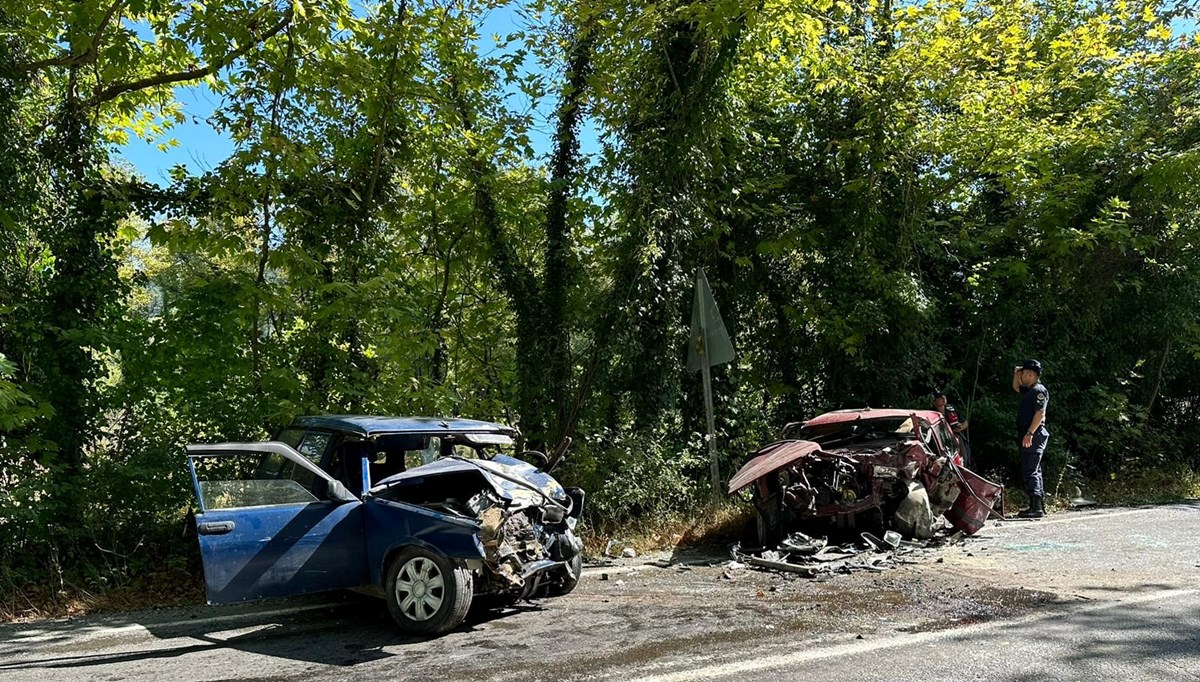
[728,441,823,494]
[779,531,826,555]
[730,407,1003,544]
[944,467,1004,535]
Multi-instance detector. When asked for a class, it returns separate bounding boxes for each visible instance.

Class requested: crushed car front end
[730,409,1001,543]
[368,453,585,602]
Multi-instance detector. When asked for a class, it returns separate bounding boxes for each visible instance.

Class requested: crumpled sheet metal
[727,440,824,494]
[730,529,962,579]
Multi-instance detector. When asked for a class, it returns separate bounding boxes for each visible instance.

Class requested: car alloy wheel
[394,556,445,622]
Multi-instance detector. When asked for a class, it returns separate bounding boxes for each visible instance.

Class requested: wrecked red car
[729,408,1001,544]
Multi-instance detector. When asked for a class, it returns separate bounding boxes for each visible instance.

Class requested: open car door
[186,442,367,604]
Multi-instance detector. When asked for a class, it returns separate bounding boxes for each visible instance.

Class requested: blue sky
[119,83,233,184]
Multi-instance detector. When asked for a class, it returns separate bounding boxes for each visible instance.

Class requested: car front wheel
[545,552,583,597]
[385,547,473,635]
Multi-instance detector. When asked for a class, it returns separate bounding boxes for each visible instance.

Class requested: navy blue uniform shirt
[1016,382,1049,436]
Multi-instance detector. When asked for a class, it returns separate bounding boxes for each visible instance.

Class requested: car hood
[728,440,824,494]
[370,454,567,507]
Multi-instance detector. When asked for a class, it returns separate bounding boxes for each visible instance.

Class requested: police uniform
[1016,379,1049,507]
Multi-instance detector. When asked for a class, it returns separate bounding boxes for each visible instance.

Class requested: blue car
[186,416,585,635]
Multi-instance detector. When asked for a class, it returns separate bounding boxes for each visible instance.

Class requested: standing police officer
[1012,359,1049,518]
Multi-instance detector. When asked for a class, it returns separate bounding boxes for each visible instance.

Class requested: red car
[729,408,999,544]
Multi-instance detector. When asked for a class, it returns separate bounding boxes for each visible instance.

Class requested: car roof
[289,415,516,437]
[803,408,943,428]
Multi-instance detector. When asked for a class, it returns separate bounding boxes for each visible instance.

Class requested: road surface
[1,502,1198,681]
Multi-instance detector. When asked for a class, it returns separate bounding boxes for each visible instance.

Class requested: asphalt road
[1,502,1198,681]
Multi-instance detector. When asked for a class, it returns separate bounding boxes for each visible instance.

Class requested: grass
[580,502,752,557]
[1,565,204,623]
[1065,463,1200,507]
[984,463,1200,513]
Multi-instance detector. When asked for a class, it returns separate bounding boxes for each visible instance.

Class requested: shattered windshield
[801,417,917,447]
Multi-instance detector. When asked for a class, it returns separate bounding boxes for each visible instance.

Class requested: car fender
[364,498,486,588]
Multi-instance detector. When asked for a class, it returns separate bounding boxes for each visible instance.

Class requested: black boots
[1017,494,1045,519]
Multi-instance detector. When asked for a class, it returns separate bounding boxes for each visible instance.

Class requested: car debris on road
[727,529,968,579]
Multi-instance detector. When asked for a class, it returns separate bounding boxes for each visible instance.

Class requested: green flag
[688,268,735,372]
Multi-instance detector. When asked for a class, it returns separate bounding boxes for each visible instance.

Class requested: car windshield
[437,434,520,462]
[365,433,518,472]
[801,417,918,447]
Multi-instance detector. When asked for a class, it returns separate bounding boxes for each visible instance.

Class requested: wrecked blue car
[186,416,585,635]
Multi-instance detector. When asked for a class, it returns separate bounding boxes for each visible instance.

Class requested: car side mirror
[327,479,358,502]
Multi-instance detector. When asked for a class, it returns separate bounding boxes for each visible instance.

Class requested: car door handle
[197,521,235,535]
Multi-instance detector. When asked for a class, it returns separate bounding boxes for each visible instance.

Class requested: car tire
[545,552,583,597]
[385,547,473,635]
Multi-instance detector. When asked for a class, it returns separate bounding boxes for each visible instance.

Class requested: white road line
[990,507,1160,529]
[5,602,343,645]
[626,587,1199,682]
[581,564,665,578]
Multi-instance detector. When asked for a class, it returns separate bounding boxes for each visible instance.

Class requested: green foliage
[571,424,709,523]
[2,0,1200,598]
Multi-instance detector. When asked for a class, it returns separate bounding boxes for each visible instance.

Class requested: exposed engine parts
[731,409,1004,544]
[379,476,583,600]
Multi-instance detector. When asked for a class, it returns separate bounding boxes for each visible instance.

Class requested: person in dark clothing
[1012,359,1049,518]
[931,389,971,467]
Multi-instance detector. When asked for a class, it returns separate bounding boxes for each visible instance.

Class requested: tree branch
[10,0,126,75]
[447,74,539,305]
[363,0,409,215]
[84,5,294,107]
[1145,337,1170,417]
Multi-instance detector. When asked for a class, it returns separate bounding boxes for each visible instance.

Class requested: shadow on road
[994,591,1200,682]
[1075,582,1186,595]
[0,595,545,671]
